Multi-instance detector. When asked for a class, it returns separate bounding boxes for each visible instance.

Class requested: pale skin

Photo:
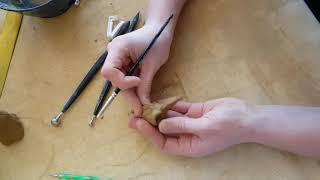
[102,0,320,158]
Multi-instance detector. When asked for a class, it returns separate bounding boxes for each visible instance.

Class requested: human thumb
[137,65,156,104]
[102,43,141,90]
[159,117,203,134]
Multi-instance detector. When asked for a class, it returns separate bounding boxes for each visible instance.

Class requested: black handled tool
[51,51,108,126]
[96,14,174,119]
[127,12,140,33]
[89,12,140,127]
[51,21,131,127]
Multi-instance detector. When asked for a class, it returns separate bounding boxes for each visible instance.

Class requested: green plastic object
[51,173,113,180]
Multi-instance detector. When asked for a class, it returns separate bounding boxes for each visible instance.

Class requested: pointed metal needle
[89,115,97,127]
[96,91,117,119]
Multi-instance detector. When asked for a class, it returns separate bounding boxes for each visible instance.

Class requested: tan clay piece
[142,96,181,126]
[0,111,24,146]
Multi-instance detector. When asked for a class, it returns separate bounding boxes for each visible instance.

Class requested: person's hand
[101,24,173,115]
[130,98,256,157]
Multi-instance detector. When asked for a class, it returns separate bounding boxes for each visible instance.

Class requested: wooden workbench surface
[0,0,320,179]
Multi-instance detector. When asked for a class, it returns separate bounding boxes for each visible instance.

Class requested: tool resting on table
[51,20,131,127]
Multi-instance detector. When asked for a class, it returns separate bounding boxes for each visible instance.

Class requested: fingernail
[136,119,144,129]
[128,116,137,129]
[141,96,150,104]
[159,121,168,132]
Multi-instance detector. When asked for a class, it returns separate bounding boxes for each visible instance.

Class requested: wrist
[145,18,176,37]
[213,99,261,144]
[243,105,267,144]
[235,102,263,143]
[143,23,174,42]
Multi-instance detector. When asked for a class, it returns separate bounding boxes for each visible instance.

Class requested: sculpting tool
[96,14,174,119]
[51,21,130,127]
[51,50,108,127]
[89,12,140,127]
[89,81,112,127]
[127,12,140,33]
[50,173,112,180]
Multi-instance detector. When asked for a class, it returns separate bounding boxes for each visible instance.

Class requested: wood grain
[0,0,319,179]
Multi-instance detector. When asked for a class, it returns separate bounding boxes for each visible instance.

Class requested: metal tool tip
[51,112,64,127]
[49,174,58,177]
[89,116,97,128]
[96,114,104,120]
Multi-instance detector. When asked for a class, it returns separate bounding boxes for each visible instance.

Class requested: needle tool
[96,14,174,119]
[89,12,140,127]
[51,21,130,127]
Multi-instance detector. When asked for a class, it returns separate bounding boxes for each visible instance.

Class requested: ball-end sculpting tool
[51,50,108,127]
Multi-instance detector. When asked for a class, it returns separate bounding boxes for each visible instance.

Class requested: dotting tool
[96,14,174,119]
[51,51,108,127]
[51,21,130,127]
[89,12,140,127]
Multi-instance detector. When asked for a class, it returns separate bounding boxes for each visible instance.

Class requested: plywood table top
[0,0,319,179]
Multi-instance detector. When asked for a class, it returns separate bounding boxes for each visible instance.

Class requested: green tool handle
[57,173,99,180]
[54,173,112,180]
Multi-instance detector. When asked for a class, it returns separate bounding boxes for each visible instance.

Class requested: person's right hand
[130,98,256,157]
[101,24,174,116]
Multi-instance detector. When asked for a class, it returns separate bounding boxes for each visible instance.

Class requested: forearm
[248,105,320,158]
[145,0,186,34]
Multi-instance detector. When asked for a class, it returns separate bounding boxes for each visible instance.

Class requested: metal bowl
[0,0,75,18]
